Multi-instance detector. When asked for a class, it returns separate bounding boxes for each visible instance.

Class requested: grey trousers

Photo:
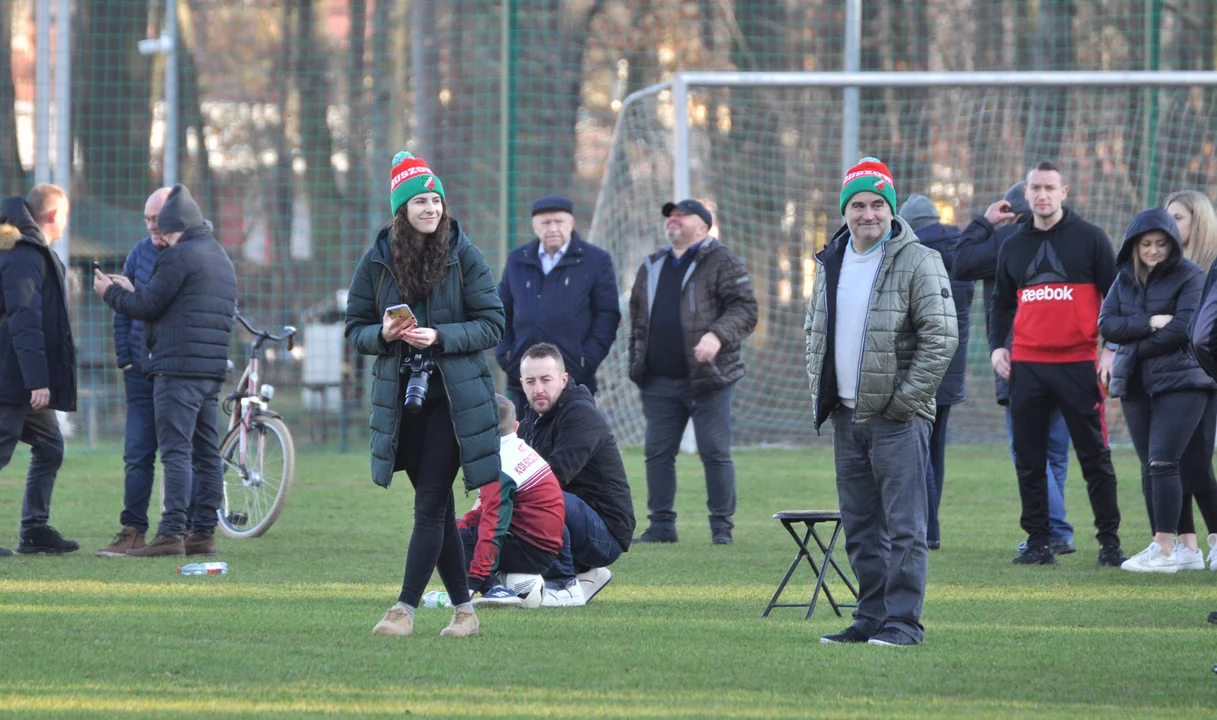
[831,409,931,642]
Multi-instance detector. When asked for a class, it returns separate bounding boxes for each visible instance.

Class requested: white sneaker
[541,581,586,607]
[1175,544,1206,571]
[576,567,613,604]
[1208,534,1217,571]
[1120,542,1180,573]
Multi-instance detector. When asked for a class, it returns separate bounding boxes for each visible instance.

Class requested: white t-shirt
[834,239,884,407]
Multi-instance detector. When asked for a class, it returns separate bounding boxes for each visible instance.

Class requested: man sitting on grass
[459,394,566,606]
[519,343,636,607]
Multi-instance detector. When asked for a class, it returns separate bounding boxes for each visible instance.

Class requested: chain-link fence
[3,0,1215,450]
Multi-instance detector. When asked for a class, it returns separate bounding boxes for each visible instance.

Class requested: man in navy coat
[496,195,621,418]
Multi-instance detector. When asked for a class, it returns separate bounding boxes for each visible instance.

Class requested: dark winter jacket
[522,382,636,551]
[953,183,1032,404]
[628,238,758,396]
[104,222,237,380]
[1191,257,1217,380]
[1099,208,1215,398]
[0,196,76,411]
[495,231,620,392]
[345,220,505,491]
[113,236,164,372]
[910,221,973,406]
[804,218,958,430]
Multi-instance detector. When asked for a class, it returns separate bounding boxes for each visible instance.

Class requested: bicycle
[217,311,298,538]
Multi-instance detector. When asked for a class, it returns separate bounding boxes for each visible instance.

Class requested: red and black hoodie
[988,208,1116,363]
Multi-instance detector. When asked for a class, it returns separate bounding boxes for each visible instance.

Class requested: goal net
[588,73,1217,447]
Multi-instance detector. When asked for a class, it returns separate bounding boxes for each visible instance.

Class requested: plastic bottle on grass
[177,562,228,576]
[422,590,452,608]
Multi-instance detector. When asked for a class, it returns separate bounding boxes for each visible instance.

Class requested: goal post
[590,70,1217,448]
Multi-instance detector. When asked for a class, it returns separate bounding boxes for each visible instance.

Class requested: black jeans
[1008,361,1121,548]
[924,404,952,544]
[394,392,470,608]
[153,375,224,538]
[1122,388,1208,536]
[1179,391,1217,535]
[0,404,64,533]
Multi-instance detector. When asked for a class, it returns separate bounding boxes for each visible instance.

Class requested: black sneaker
[1050,538,1077,555]
[634,526,678,544]
[927,540,941,551]
[0,546,12,557]
[867,628,920,647]
[1097,545,1127,568]
[712,530,733,545]
[1012,543,1056,565]
[16,526,80,554]
[821,626,871,644]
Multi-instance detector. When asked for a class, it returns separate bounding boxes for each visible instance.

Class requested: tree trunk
[0,0,25,196]
[345,0,369,272]
[1025,0,1073,165]
[74,0,152,209]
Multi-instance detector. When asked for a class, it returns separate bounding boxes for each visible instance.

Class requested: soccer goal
[588,70,1217,447]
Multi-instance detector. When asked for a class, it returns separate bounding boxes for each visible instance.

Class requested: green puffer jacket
[804,217,958,431]
[345,220,505,491]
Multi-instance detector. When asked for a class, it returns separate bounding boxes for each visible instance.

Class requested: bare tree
[0,0,25,196]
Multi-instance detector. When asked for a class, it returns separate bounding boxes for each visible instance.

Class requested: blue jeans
[640,376,736,533]
[545,492,623,583]
[120,370,158,532]
[1006,404,1073,542]
[153,375,224,538]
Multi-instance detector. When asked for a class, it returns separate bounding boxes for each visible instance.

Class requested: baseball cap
[661,199,713,228]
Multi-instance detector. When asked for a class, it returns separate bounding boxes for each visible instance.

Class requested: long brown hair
[1164,190,1217,274]
[390,204,451,304]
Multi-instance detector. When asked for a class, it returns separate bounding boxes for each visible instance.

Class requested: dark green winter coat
[345,220,505,491]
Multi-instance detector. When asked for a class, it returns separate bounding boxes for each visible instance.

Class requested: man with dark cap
[953,183,1077,556]
[93,184,237,558]
[627,198,757,545]
[898,194,974,551]
[496,194,620,420]
[0,183,78,556]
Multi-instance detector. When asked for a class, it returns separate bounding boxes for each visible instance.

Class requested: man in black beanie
[93,184,237,557]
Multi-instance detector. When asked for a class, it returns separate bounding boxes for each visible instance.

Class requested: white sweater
[834,240,883,407]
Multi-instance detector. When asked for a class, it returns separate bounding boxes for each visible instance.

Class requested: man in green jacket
[804,157,957,647]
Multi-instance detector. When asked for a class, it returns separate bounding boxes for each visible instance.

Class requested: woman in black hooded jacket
[1099,207,1216,572]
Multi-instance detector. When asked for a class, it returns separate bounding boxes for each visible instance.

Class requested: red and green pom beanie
[390,151,445,217]
[839,156,897,215]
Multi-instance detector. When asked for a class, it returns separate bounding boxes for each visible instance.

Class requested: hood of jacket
[1116,207,1183,279]
[0,196,48,252]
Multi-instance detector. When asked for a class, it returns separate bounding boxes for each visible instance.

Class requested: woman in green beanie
[345,151,505,638]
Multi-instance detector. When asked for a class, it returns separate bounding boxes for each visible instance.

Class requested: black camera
[402,352,436,413]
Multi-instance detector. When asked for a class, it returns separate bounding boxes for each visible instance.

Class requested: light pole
[139,0,179,186]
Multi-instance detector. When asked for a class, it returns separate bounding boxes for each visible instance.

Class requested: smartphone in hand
[385,303,417,325]
[92,261,103,275]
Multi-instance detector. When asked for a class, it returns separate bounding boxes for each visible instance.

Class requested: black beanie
[157,184,205,234]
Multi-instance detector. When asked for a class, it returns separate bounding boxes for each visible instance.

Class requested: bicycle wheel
[217,415,296,538]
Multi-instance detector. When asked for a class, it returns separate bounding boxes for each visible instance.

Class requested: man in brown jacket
[628,199,758,545]
[805,158,957,647]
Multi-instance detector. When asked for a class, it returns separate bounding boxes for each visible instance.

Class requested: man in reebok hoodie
[989,161,1125,567]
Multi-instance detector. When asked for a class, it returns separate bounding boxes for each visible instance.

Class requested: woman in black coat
[346,151,504,638]
[1099,207,1216,573]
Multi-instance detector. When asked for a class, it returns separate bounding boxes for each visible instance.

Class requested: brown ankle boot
[184,531,217,557]
[125,534,185,557]
[95,526,145,557]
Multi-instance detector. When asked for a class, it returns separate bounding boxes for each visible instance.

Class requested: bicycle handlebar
[235,311,297,343]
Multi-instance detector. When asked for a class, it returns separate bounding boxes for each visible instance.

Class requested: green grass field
[1,444,1215,719]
